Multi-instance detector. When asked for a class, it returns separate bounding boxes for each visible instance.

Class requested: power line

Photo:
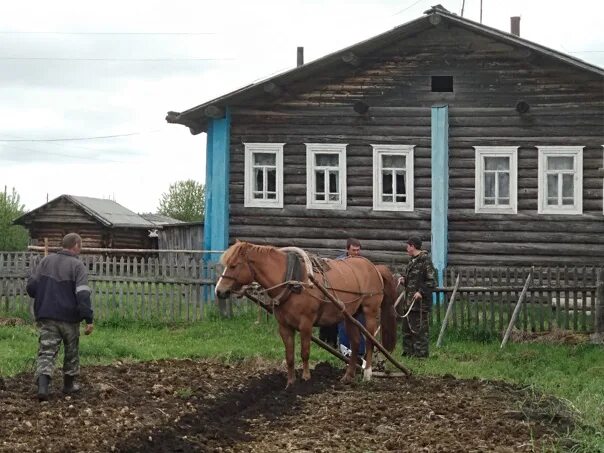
[392,0,428,16]
[0,31,216,35]
[0,57,233,62]
[0,130,160,142]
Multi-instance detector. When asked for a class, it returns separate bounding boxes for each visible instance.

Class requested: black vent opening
[431,76,453,92]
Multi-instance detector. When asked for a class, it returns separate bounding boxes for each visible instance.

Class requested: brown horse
[215,241,397,387]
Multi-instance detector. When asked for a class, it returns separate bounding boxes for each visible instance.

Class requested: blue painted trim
[203,108,231,263]
[431,105,449,290]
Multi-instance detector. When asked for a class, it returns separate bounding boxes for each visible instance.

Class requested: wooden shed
[14,195,159,250]
[140,214,204,251]
[166,5,604,275]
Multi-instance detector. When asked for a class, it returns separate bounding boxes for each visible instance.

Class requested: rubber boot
[37,374,51,401]
[62,375,81,394]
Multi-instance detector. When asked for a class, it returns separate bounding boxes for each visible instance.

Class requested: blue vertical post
[431,105,449,297]
[203,108,231,300]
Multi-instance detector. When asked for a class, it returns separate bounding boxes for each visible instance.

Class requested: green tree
[0,187,29,251]
[157,180,205,222]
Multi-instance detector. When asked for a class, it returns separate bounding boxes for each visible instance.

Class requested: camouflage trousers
[401,309,430,358]
[36,319,80,379]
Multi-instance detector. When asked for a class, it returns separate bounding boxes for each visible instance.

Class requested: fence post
[500,267,534,349]
[591,269,604,344]
[436,273,460,348]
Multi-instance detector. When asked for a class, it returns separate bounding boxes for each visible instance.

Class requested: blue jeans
[337,313,366,356]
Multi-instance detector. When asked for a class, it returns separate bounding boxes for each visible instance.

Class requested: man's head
[406,236,422,256]
[346,238,362,257]
[62,233,82,255]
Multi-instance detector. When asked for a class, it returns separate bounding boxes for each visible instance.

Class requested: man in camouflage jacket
[27,233,94,401]
[399,236,436,358]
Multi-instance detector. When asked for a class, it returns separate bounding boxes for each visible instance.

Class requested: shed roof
[167,5,604,134]
[14,195,156,229]
[140,213,185,225]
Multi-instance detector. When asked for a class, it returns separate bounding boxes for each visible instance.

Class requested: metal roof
[140,213,185,225]
[167,5,604,134]
[14,195,156,229]
[68,195,156,228]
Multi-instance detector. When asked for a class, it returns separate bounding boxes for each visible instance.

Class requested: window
[474,146,518,214]
[306,144,347,210]
[431,76,453,92]
[244,143,284,208]
[372,144,414,211]
[537,146,583,215]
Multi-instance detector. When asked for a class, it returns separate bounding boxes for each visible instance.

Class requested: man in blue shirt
[335,238,367,363]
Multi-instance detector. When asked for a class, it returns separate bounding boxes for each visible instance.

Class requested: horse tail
[376,264,397,352]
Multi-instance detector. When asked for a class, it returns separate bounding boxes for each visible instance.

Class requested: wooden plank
[501,269,534,348]
[563,267,570,330]
[436,273,460,347]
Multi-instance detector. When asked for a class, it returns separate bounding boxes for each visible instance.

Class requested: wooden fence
[1,251,602,333]
[0,251,244,322]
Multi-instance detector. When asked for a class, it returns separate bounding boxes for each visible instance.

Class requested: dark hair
[407,236,422,249]
[62,233,82,249]
[346,238,361,249]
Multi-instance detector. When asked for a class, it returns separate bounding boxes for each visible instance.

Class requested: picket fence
[1,251,602,333]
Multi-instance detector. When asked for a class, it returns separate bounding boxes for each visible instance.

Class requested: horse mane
[220,241,278,266]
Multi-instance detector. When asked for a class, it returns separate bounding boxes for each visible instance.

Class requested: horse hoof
[363,367,373,381]
[302,371,311,381]
[340,375,353,385]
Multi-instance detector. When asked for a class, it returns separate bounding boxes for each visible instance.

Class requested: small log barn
[166,5,604,283]
[14,195,159,250]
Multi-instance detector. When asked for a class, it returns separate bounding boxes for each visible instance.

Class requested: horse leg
[278,323,296,388]
[362,307,379,381]
[299,323,313,381]
[341,316,360,384]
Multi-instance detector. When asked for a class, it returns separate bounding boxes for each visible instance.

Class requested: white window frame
[474,146,518,214]
[305,143,347,210]
[244,143,284,208]
[372,144,414,211]
[537,146,583,215]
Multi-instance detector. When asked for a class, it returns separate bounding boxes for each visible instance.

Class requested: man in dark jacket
[27,233,94,401]
[399,236,436,358]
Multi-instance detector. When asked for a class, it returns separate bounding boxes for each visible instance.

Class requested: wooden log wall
[228,23,604,266]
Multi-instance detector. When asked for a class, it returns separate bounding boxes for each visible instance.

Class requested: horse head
[215,241,255,299]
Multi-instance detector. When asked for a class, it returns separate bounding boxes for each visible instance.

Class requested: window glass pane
[484,198,495,205]
[562,174,574,198]
[547,174,558,200]
[484,173,495,198]
[382,154,405,168]
[315,153,338,167]
[382,194,393,202]
[328,171,338,193]
[254,168,263,192]
[267,193,276,200]
[382,173,393,195]
[499,197,509,205]
[315,171,324,194]
[562,198,574,205]
[267,169,276,192]
[395,194,406,202]
[485,156,509,171]
[395,172,406,196]
[547,156,574,171]
[498,173,510,199]
[253,192,263,199]
[253,153,275,166]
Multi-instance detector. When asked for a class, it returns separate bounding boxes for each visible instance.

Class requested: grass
[1,311,602,452]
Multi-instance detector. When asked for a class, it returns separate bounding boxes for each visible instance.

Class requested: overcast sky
[1,0,602,213]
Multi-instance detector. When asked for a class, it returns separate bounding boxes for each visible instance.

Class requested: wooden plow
[242,275,412,378]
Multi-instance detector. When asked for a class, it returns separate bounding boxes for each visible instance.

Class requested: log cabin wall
[228,23,604,265]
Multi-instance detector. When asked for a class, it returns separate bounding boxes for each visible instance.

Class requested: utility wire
[0,31,216,35]
[0,57,233,61]
[392,0,428,16]
[0,130,161,142]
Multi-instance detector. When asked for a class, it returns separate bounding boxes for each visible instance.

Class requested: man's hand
[412,291,422,302]
[397,276,406,287]
[84,323,94,335]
